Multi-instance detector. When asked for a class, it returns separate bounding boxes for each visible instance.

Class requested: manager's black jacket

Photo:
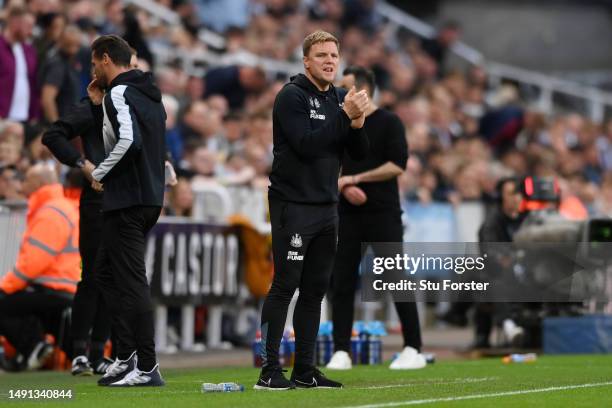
[269,73,369,204]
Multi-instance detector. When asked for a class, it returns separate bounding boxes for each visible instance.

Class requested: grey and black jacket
[91,70,166,212]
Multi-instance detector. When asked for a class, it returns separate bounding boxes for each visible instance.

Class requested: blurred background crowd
[1,0,612,359]
[1,0,612,220]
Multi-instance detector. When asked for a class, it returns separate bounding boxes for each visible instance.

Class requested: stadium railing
[123,0,226,50]
[127,0,612,121]
[376,1,612,122]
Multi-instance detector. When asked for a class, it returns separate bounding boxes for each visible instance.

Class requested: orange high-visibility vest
[559,195,588,221]
[0,184,81,294]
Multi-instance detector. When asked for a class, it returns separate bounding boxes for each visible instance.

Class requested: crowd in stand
[2,0,612,220]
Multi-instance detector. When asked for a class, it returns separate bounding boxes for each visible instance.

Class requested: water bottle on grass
[201,383,245,392]
[502,353,537,364]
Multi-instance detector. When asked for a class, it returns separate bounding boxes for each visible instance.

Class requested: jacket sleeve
[274,86,352,158]
[42,100,94,166]
[91,85,142,182]
[337,86,368,161]
[0,208,71,294]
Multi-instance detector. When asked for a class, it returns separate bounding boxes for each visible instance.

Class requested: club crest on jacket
[290,233,303,248]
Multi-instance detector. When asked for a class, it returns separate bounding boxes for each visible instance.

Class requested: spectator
[99,0,125,35]
[0,132,23,169]
[156,67,184,97]
[184,75,205,105]
[207,94,230,117]
[479,85,524,155]
[597,119,612,171]
[0,7,40,122]
[188,144,218,178]
[33,12,66,70]
[218,151,256,185]
[204,65,267,109]
[164,177,194,217]
[39,25,83,123]
[181,101,226,153]
[162,94,183,164]
[557,177,589,221]
[594,172,612,217]
[0,163,80,371]
[420,20,461,77]
[122,6,154,67]
[0,165,24,200]
[342,0,381,33]
[222,111,246,155]
[195,0,251,33]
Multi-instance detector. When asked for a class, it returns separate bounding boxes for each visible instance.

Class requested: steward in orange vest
[0,164,80,371]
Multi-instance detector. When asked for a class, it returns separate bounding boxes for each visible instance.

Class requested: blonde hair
[302,30,340,56]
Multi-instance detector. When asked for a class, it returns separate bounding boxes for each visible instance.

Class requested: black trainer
[97,351,137,386]
[71,355,93,376]
[291,367,343,389]
[254,366,296,390]
[109,364,165,387]
[92,357,114,375]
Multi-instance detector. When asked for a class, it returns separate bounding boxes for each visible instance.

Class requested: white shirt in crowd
[7,43,30,122]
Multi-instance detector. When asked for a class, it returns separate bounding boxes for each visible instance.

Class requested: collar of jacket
[109,69,140,88]
[27,184,64,221]
[108,69,162,102]
[290,73,337,97]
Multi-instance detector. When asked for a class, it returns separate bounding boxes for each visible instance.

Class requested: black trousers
[330,211,422,352]
[96,205,160,371]
[70,203,111,360]
[260,196,338,369]
[0,287,73,356]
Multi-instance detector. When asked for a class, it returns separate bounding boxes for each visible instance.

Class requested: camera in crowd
[514,176,612,249]
[513,176,612,289]
[502,176,612,348]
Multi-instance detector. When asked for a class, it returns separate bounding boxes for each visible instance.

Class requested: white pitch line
[356,377,497,390]
[342,381,612,408]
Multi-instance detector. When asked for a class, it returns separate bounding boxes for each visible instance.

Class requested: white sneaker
[326,351,352,370]
[71,355,93,376]
[27,341,54,370]
[389,347,426,370]
[503,319,524,347]
[110,364,165,387]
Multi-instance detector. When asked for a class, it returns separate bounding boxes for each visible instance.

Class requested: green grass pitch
[1,354,611,407]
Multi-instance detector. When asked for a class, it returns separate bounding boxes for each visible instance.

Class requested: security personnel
[0,163,80,370]
[255,30,369,390]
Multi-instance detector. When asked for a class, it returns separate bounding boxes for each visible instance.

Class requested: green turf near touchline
[1,355,611,408]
